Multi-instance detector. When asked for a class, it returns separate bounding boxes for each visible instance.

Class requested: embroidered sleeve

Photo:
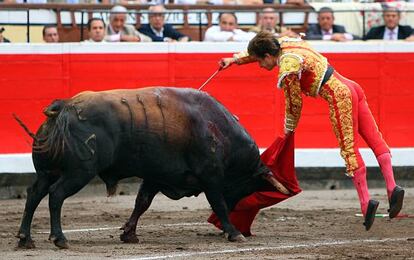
[283,74,303,132]
[277,53,303,88]
[233,51,257,65]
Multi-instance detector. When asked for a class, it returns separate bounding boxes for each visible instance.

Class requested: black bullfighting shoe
[388,186,405,219]
[363,199,379,231]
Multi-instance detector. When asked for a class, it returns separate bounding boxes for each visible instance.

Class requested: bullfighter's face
[256,53,278,71]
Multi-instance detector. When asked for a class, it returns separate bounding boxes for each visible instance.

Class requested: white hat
[110,5,128,14]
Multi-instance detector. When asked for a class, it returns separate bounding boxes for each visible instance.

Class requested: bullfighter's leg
[204,188,246,242]
[353,83,404,218]
[320,74,379,230]
[120,181,158,243]
[16,172,57,249]
[48,170,96,249]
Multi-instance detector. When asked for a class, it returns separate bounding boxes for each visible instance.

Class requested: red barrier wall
[1,44,414,154]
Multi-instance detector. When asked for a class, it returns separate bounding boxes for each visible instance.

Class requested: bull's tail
[12,113,37,140]
[36,99,71,160]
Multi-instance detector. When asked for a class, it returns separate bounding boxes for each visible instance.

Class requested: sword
[198,68,221,91]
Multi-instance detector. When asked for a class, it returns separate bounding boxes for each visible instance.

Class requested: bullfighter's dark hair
[247,31,281,59]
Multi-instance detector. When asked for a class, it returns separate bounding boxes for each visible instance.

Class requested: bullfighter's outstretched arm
[219,51,257,69]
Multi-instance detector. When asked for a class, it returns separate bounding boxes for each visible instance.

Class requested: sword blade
[198,69,220,91]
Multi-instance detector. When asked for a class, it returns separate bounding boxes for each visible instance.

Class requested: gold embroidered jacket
[234,37,329,132]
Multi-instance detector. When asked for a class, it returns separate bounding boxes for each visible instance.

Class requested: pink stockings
[352,153,397,216]
[376,153,397,198]
[352,166,370,216]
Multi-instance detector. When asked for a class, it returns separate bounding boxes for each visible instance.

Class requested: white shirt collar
[384,26,399,40]
[150,25,164,38]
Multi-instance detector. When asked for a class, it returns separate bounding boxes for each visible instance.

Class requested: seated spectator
[138,5,190,42]
[204,12,255,42]
[0,27,11,43]
[42,25,59,43]
[306,7,358,42]
[105,5,152,43]
[249,7,298,38]
[263,0,305,4]
[364,7,414,41]
[85,18,106,43]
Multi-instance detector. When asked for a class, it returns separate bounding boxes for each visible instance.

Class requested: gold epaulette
[277,53,304,88]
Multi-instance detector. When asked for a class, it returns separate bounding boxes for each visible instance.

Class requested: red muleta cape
[207,133,301,236]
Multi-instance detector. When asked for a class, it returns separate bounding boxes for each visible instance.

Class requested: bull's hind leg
[204,188,246,242]
[17,172,56,249]
[48,170,95,249]
[120,181,158,243]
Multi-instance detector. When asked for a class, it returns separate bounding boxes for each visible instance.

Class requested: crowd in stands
[1,0,306,5]
[1,4,414,43]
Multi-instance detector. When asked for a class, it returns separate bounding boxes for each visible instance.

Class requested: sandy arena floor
[1,187,413,259]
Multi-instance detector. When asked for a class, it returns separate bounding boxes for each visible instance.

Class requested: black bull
[16,87,272,249]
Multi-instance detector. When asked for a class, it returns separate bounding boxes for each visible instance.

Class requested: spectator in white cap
[105,5,152,42]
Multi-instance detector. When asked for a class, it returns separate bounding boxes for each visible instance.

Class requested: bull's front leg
[120,181,158,243]
[204,189,246,242]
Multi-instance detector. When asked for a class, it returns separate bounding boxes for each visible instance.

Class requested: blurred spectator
[138,5,190,42]
[306,7,358,42]
[13,0,47,3]
[42,25,59,43]
[85,18,106,43]
[105,5,152,43]
[174,0,260,3]
[249,8,298,38]
[204,12,255,42]
[0,27,11,43]
[263,0,305,4]
[364,7,414,41]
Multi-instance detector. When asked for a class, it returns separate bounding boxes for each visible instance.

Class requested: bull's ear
[72,133,96,161]
[44,99,65,118]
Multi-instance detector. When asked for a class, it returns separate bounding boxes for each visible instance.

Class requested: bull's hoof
[54,239,69,249]
[17,238,36,249]
[225,232,247,242]
[120,232,139,243]
[50,235,69,249]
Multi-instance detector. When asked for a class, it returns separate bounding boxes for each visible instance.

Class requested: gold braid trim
[319,77,359,175]
[277,53,303,88]
[283,74,303,132]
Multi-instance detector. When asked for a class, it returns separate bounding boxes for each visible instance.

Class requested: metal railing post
[362,10,366,39]
[198,11,202,41]
[26,9,30,43]
[80,10,84,41]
